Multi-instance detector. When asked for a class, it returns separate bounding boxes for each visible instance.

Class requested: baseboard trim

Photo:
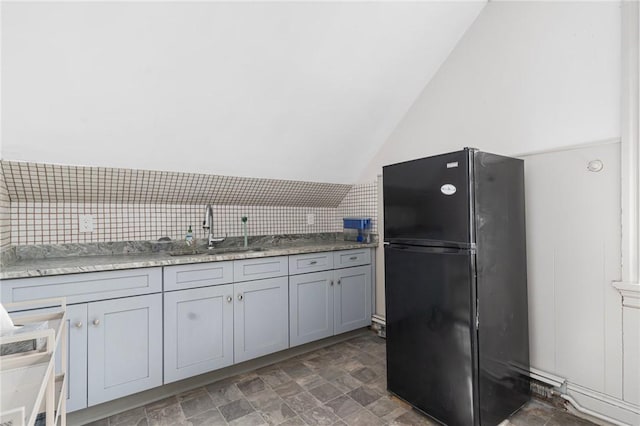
[564,383,640,426]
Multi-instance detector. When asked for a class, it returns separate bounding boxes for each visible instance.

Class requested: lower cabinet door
[289,271,334,347]
[87,294,163,406]
[234,277,289,363]
[334,266,372,334]
[163,284,234,383]
[63,303,89,412]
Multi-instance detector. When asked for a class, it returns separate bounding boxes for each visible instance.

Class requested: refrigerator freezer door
[385,244,477,426]
[383,150,471,247]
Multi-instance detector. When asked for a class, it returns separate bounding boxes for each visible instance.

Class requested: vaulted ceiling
[1,1,486,183]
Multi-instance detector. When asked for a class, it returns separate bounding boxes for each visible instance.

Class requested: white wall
[360,1,620,181]
[524,142,622,398]
[0,1,485,183]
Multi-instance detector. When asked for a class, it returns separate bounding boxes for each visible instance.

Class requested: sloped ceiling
[1,1,485,184]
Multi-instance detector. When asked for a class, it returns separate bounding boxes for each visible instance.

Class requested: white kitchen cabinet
[290,271,335,346]
[334,266,371,334]
[289,248,372,346]
[289,256,372,348]
[163,285,234,383]
[234,276,289,363]
[87,294,163,406]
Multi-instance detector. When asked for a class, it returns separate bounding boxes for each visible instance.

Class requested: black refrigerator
[383,148,530,426]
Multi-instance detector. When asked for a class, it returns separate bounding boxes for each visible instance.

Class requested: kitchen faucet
[203,204,226,248]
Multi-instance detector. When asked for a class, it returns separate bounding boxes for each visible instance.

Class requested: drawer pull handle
[349,256,358,260]
[309,261,318,265]
[227,296,233,303]
[238,294,244,301]
[93,319,100,326]
[75,322,83,329]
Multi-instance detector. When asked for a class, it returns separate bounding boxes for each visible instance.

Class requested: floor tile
[301,355,330,371]
[339,359,365,374]
[181,393,215,418]
[388,409,437,426]
[257,366,292,388]
[218,398,255,422]
[280,361,314,380]
[257,400,298,425]
[279,417,308,426]
[309,382,343,403]
[206,380,245,407]
[300,405,340,426]
[228,411,268,426]
[349,367,377,384]
[346,385,382,407]
[352,353,379,367]
[273,380,306,398]
[317,367,345,382]
[185,408,227,426]
[296,373,328,391]
[238,377,267,397]
[246,388,283,410]
[284,391,322,414]
[342,408,384,426]
[324,395,362,420]
[366,395,407,419]
[146,403,188,426]
[330,374,362,393]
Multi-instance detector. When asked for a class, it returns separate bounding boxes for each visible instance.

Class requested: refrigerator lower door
[385,244,477,426]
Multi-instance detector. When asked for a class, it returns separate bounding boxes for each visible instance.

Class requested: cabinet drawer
[333,249,371,269]
[289,252,334,275]
[233,256,288,282]
[1,267,162,305]
[164,261,233,291]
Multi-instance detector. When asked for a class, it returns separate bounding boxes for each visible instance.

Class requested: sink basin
[169,247,266,256]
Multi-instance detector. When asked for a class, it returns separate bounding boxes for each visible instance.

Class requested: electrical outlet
[79,214,95,233]
[306,213,315,225]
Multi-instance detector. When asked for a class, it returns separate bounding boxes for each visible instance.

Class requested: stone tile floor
[87,333,596,426]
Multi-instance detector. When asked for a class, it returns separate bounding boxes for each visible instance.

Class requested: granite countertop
[0,234,377,280]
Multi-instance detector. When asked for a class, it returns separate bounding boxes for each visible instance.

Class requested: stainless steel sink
[168,247,266,256]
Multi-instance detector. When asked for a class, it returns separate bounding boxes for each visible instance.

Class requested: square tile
[218,398,255,422]
[347,386,382,407]
[308,382,343,403]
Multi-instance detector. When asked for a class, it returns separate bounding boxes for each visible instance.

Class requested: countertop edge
[0,243,378,280]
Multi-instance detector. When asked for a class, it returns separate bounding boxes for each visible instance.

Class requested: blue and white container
[343,218,372,243]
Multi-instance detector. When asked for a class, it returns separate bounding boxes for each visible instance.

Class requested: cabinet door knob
[330,280,334,286]
[238,294,244,301]
[75,321,83,328]
[337,279,341,285]
[227,296,233,303]
[93,319,100,326]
